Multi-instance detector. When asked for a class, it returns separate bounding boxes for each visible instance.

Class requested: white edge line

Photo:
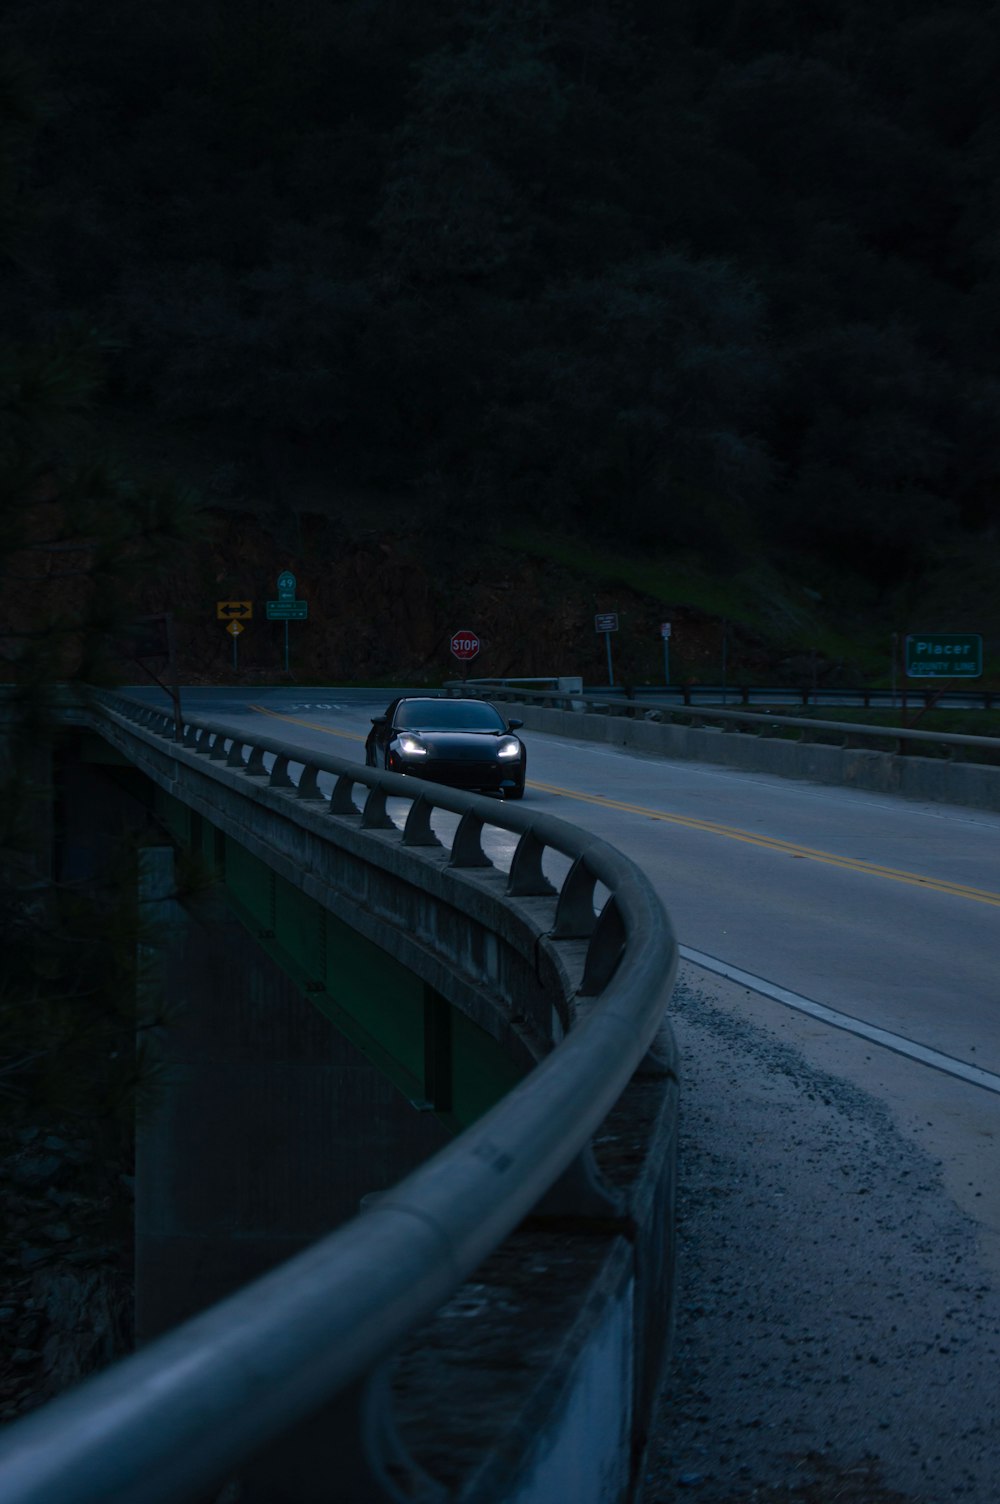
[678,945,1000,1097]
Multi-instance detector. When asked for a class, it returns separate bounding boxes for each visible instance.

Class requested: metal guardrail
[449,682,1000,763]
[0,689,677,1504]
[586,683,1000,710]
[453,677,1000,710]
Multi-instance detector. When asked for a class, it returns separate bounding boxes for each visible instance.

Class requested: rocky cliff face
[0,1120,132,1422]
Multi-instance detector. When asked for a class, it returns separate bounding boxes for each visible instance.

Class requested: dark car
[365,696,526,798]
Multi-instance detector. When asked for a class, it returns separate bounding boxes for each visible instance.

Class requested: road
[128,685,1000,1502]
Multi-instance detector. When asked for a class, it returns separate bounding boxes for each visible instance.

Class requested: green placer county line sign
[905,633,983,678]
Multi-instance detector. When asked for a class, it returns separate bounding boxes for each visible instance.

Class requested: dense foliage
[5,0,1000,583]
[0,43,200,1130]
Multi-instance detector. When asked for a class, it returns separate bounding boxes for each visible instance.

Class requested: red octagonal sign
[450,629,480,661]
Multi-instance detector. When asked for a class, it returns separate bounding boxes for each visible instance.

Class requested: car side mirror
[371,715,387,726]
[507,718,523,731]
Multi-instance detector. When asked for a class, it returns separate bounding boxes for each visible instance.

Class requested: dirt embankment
[134,508,775,690]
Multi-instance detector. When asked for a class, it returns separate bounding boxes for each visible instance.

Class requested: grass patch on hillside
[503,527,754,616]
[502,527,877,667]
[755,705,1000,737]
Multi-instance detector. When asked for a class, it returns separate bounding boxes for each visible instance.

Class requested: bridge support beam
[134,849,450,1344]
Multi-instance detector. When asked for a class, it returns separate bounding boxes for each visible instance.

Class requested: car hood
[396,728,508,738]
[393,729,516,753]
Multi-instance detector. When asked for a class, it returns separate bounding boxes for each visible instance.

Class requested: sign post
[721,618,728,705]
[227,619,244,669]
[660,621,671,686]
[450,629,481,683]
[594,613,619,686]
[265,572,308,673]
[217,602,252,674]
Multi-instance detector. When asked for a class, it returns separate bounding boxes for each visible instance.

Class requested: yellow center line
[528,779,1000,907]
[249,704,366,742]
[248,706,1000,909]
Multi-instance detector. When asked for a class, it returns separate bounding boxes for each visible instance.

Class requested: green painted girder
[153,787,524,1134]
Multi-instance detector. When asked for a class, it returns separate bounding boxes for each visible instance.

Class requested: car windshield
[394,699,507,732]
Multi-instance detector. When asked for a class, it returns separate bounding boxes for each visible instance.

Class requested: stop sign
[450,629,481,661]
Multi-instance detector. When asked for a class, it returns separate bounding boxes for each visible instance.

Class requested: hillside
[102,410,998,691]
[2,1,999,687]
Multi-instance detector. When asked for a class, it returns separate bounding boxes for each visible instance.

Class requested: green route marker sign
[265,601,308,620]
[266,571,308,672]
[905,633,982,678]
[266,571,308,621]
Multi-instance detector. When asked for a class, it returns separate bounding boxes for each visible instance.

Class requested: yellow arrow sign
[217,601,253,621]
[227,620,244,636]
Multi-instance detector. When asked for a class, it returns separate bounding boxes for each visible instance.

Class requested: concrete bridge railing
[0,690,679,1504]
[449,681,1000,811]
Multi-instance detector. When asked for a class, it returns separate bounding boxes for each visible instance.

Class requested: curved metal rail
[0,689,677,1504]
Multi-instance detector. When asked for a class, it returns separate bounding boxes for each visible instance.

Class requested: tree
[0,43,203,1168]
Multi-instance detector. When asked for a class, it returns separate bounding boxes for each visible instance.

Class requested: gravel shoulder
[641,965,1000,1504]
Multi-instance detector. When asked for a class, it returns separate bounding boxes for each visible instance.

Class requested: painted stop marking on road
[450,630,481,661]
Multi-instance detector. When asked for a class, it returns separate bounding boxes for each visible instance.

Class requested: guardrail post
[329,773,361,815]
[552,856,598,938]
[269,753,293,788]
[362,786,396,829]
[507,829,557,896]
[402,795,442,848]
[245,744,268,776]
[296,763,325,800]
[448,810,493,868]
[579,898,627,996]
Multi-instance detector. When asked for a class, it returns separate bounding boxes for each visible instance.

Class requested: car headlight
[397,735,428,756]
[497,738,521,759]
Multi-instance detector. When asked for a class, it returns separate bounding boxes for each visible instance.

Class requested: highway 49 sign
[450,630,480,661]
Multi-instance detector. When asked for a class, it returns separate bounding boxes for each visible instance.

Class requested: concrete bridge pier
[133,847,450,1344]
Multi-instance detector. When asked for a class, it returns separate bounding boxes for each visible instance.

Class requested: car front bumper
[389,756,523,792]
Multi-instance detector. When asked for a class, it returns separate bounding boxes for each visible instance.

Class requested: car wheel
[505,785,524,800]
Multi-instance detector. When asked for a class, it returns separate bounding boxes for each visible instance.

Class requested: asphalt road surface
[129,685,1000,1503]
